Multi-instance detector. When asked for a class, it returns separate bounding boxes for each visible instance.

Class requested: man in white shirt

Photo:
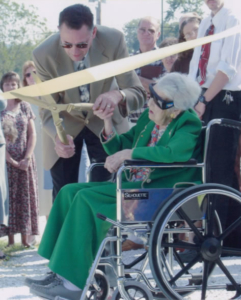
[189,0,241,250]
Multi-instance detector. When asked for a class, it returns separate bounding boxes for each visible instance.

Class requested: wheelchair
[58,118,241,300]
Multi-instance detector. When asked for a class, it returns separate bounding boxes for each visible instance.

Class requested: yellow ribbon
[2,25,240,100]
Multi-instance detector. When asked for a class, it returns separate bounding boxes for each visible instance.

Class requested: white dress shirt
[189,6,241,91]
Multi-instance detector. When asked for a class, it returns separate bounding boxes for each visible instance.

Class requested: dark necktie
[77,60,90,117]
[197,23,215,86]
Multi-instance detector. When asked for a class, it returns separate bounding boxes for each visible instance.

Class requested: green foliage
[123,18,140,54]
[165,0,204,22]
[0,0,51,79]
[162,22,179,41]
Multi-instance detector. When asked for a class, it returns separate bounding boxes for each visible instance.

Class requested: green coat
[38,108,202,289]
[102,108,202,188]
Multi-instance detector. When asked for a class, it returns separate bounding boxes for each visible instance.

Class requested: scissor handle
[54,119,69,145]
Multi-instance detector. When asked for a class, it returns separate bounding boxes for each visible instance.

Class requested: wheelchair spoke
[169,253,202,285]
[222,247,241,256]
[216,258,241,294]
[218,217,241,241]
[201,260,210,300]
[162,241,199,250]
[173,248,190,274]
[176,207,204,242]
[206,196,216,236]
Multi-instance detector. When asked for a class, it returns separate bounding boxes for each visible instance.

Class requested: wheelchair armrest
[123,158,198,167]
[220,118,241,130]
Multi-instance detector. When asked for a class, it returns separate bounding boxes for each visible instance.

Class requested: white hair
[155,73,201,111]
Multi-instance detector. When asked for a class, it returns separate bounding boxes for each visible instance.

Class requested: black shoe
[30,277,82,300]
[25,272,57,288]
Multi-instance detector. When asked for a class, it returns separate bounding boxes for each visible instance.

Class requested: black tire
[111,281,153,300]
[149,183,241,300]
[86,269,109,300]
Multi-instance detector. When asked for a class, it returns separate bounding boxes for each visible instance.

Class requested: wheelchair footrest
[226,283,241,291]
[188,274,203,285]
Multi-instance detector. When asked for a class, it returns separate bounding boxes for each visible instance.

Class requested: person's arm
[92,31,146,117]
[195,71,229,117]
[94,102,139,153]
[19,119,36,171]
[32,48,76,159]
[6,150,20,168]
[195,15,241,117]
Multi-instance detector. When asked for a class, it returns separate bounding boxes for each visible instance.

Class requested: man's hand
[92,90,123,119]
[54,134,75,158]
[104,149,132,173]
[195,102,206,119]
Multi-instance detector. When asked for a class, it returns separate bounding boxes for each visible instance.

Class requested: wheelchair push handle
[96,213,107,221]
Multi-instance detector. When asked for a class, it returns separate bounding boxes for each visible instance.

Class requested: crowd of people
[0,0,241,299]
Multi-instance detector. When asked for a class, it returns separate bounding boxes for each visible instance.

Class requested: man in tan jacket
[33,4,145,200]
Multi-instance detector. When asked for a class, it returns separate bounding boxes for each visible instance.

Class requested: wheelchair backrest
[203,119,241,185]
[121,188,203,222]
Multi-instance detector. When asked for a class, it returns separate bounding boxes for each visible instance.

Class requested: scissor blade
[32,73,57,105]
[10,92,49,109]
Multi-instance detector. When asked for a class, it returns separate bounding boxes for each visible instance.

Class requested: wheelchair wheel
[149,183,241,300]
[111,281,153,300]
[86,269,109,300]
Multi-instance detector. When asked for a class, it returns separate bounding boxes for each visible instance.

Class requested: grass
[0,239,39,265]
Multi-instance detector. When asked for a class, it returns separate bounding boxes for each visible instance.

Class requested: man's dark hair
[59,4,94,30]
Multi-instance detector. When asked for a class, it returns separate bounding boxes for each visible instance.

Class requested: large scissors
[12,73,93,145]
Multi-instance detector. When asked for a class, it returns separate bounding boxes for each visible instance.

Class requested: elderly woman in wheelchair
[27,72,241,300]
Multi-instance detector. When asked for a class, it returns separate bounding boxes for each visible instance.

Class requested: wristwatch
[119,90,126,103]
[198,95,208,105]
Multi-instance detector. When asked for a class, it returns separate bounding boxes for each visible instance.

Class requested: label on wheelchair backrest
[124,191,149,200]
[121,188,175,222]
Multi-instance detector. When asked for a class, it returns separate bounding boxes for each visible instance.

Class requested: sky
[17,0,241,33]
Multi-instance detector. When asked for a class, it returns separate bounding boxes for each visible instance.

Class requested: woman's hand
[104,149,133,173]
[93,105,114,121]
[19,158,31,171]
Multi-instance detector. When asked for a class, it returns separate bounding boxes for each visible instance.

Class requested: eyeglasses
[138,27,156,35]
[61,42,88,49]
[25,71,36,78]
[149,84,174,110]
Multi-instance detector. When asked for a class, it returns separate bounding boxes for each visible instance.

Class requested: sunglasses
[61,42,88,49]
[25,71,36,78]
[149,84,174,110]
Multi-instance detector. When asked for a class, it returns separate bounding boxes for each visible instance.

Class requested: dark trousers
[202,89,241,248]
[50,127,111,201]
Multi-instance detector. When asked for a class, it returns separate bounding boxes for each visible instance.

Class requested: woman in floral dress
[0,71,39,247]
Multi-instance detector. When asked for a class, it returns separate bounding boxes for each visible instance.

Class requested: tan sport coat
[33,26,145,170]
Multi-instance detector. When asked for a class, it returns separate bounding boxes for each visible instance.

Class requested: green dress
[38,109,202,289]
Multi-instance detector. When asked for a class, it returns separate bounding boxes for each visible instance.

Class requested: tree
[0,0,51,78]
[163,22,179,40]
[165,0,204,22]
[122,18,140,54]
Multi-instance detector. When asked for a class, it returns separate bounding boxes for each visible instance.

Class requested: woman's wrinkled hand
[93,105,114,121]
[104,149,133,173]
